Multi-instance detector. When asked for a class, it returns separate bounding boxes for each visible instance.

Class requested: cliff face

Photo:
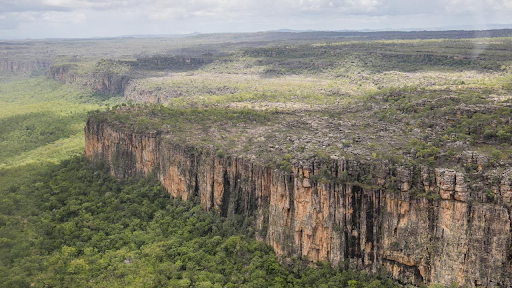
[48,66,128,94]
[85,119,512,287]
[0,59,50,73]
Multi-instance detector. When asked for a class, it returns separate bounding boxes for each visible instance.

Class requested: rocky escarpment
[124,79,238,104]
[129,56,214,71]
[124,81,170,104]
[85,118,512,287]
[48,64,129,95]
[0,58,50,73]
[48,56,215,96]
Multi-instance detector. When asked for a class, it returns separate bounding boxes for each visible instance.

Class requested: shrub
[491,149,502,161]
[483,129,496,139]
[216,149,226,158]
[497,130,511,141]
[486,189,495,201]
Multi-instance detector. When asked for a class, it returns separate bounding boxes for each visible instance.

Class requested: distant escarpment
[85,114,512,288]
[128,55,214,71]
[124,78,238,104]
[49,56,215,96]
[123,81,172,104]
[0,58,50,73]
[48,61,129,95]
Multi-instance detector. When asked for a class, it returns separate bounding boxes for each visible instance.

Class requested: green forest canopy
[0,157,401,288]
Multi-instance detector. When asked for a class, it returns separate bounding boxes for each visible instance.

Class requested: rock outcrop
[0,58,50,73]
[85,118,512,287]
[129,56,213,71]
[124,82,168,104]
[123,78,239,104]
[48,65,129,95]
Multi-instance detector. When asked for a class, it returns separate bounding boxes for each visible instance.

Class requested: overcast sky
[1,0,511,39]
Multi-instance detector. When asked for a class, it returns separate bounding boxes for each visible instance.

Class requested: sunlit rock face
[86,118,512,287]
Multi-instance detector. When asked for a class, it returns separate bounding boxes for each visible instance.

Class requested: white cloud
[444,0,512,13]
[1,0,512,37]
[41,11,86,23]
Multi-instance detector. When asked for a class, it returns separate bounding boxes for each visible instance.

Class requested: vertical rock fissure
[426,199,438,284]
[287,174,295,256]
[343,184,350,270]
[299,229,303,256]
[209,157,215,211]
[365,191,374,265]
[374,190,382,272]
[221,168,231,217]
[350,185,362,260]
[194,168,199,200]
[231,158,241,216]
[85,121,512,287]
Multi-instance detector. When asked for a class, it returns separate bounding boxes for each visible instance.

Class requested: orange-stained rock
[501,169,512,205]
[397,167,411,192]
[454,172,469,202]
[436,169,456,200]
[85,119,512,288]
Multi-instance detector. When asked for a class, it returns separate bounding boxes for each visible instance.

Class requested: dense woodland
[0,157,400,288]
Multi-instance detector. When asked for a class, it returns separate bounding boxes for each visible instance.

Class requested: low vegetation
[0,75,120,168]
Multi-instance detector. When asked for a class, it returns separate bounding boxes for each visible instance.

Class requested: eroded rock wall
[0,59,50,73]
[85,119,512,287]
[48,66,128,94]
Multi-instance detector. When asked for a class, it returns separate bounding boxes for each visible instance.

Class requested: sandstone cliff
[85,118,512,287]
[48,64,129,95]
[0,58,50,73]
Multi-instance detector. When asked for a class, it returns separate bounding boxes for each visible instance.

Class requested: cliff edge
[85,107,512,287]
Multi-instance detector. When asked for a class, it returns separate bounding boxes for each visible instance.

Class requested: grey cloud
[0,0,143,13]
[0,0,70,13]
[138,0,510,21]
[1,0,511,37]
[3,0,510,17]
